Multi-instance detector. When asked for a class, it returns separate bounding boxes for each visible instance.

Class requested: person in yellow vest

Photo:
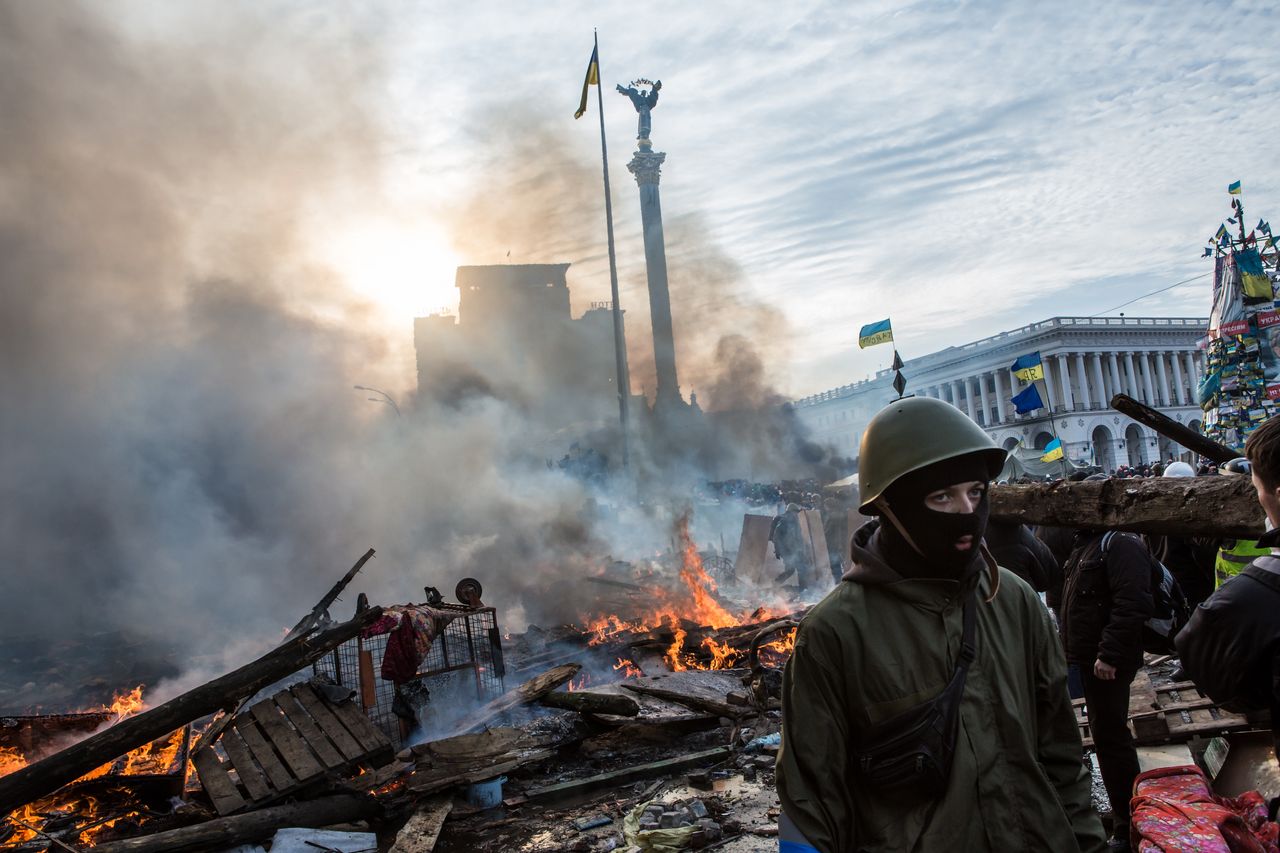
[1214,458,1271,587]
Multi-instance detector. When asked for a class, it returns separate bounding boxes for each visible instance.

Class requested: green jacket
[776,522,1106,853]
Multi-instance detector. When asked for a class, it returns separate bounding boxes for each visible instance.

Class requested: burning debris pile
[0,517,811,853]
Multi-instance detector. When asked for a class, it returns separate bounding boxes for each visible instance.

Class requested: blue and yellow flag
[574,45,600,120]
[1010,383,1044,414]
[1215,224,1229,242]
[1010,351,1044,382]
[858,318,893,349]
[1238,248,1273,301]
[1228,180,1242,195]
[1040,437,1064,463]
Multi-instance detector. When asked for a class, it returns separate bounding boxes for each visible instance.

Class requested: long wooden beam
[989,475,1263,537]
[0,608,382,818]
[1110,394,1237,465]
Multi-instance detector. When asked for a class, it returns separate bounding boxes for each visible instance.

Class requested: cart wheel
[455,578,484,607]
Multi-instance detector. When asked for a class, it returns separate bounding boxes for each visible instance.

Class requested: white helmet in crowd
[1162,461,1196,477]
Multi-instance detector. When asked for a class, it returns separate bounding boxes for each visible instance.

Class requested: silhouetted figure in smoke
[770,502,809,589]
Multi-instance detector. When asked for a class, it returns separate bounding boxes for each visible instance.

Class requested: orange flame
[613,658,643,679]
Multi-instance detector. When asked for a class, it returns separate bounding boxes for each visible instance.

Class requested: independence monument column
[618,78,682,409]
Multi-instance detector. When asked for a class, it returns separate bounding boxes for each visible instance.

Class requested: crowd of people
[776,397,1280,853]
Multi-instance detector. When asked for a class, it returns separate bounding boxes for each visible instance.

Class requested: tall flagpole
[594,30,630,469]
[1036,359,1070,477]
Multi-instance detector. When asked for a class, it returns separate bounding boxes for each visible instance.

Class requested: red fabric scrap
[1130,764,1279,852]
[360,605,458,684]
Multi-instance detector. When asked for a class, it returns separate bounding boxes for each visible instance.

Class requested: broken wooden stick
[621,682,746,719]
[988,475,1263,538]
[89,793,380,853]
[283,547,377,643]
[390,794,454,852]
[1110,394,1237,465]
[538,690,640,717]
[449,663,581,736]
[0,607,382,817]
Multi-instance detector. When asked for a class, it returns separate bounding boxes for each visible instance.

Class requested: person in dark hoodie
[776,397,1104,853]
[1177,416,1280,765]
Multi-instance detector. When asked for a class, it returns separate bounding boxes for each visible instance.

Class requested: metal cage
[313,603,505,747]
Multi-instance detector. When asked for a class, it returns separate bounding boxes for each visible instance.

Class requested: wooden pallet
[1073,673,1250,750]
[193,682,394,815]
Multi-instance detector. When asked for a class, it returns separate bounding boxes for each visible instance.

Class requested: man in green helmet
[776,397,1105,853]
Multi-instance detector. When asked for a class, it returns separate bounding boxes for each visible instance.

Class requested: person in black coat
[1176,416,1280,763]
[984,520,1055,592]
[1060,529,1154,849]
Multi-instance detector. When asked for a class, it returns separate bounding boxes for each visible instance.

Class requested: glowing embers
[0,686,190,848]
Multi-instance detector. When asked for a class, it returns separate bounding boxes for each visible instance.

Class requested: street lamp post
[353,385,401,418]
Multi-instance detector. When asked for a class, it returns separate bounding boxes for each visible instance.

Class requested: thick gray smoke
[0,4,845,711]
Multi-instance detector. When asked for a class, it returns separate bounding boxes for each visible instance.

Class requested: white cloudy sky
[128,1,1280,397]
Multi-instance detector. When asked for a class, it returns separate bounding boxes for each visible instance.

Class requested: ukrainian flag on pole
[1040,437,1064,463]
[573,45,600,119]
[1011,351,1044,382]
[858,318,893,349]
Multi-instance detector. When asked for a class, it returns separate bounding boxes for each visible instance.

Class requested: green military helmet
[858,396,1008,512]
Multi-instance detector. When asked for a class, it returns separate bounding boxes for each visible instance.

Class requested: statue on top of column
[617,79,661,143]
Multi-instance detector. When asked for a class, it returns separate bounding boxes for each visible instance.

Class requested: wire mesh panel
[313,604,505,747]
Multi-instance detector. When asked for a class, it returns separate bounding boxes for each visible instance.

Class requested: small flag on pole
[1010,383,1044,414]
[1010,352,1044,382]
[1040,437,1064,463]
[574,45,600,119]
[858,318,893,349]
[1228,180,1242,195]
[891,351,904,371]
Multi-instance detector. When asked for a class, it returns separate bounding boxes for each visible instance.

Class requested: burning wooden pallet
[193,682,394,815]
[1073,673,1250,749]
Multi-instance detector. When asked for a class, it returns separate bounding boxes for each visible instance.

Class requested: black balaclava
[875,453,993,580]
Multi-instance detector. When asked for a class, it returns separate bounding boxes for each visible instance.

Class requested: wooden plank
[219,726,273,802]
[525,747,732,805]
[989,475,1264,538]
[390,794,454,852]
[325,695,390,754]
[290,684,365,761]
[233,716,295,792]
[249,699,325,781]
[450,664,581,736]
[359,648,378,712]
[191,746,247,816]
[275,691,346,769]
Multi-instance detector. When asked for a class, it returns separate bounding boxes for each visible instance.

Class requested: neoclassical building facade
[792,316,1208,471]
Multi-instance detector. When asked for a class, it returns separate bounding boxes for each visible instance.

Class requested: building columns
[1139,352,1157,405]
[1056,353,1074,410]
[1123,352,1140,399]
[1090,354,1107,409]
[992,370,1007,423]
[979,373,992,426]
[1074,352,1090,408]
[964,377,978,421]
[1170,353,1185,406]
[951,380,963,411]
[1107,352,1122,400]
[1183,351,1199,402]
[1154,352,1171,408]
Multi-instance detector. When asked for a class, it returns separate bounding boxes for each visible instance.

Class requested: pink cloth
[1130,765,1279,852]
[360,605,457,683]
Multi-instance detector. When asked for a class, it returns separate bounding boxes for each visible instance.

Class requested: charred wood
[1110,394,1237,465]
[89,793,380,853]
[538,690,640,717]
[283,548,377,643]
[449,663,581,736]
[988,475,1263,538]
[0,608,382,818]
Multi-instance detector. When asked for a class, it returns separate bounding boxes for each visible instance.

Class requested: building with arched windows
[791,316,1208,471]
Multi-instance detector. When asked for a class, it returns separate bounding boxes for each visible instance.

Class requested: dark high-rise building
[414,264,627,437]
